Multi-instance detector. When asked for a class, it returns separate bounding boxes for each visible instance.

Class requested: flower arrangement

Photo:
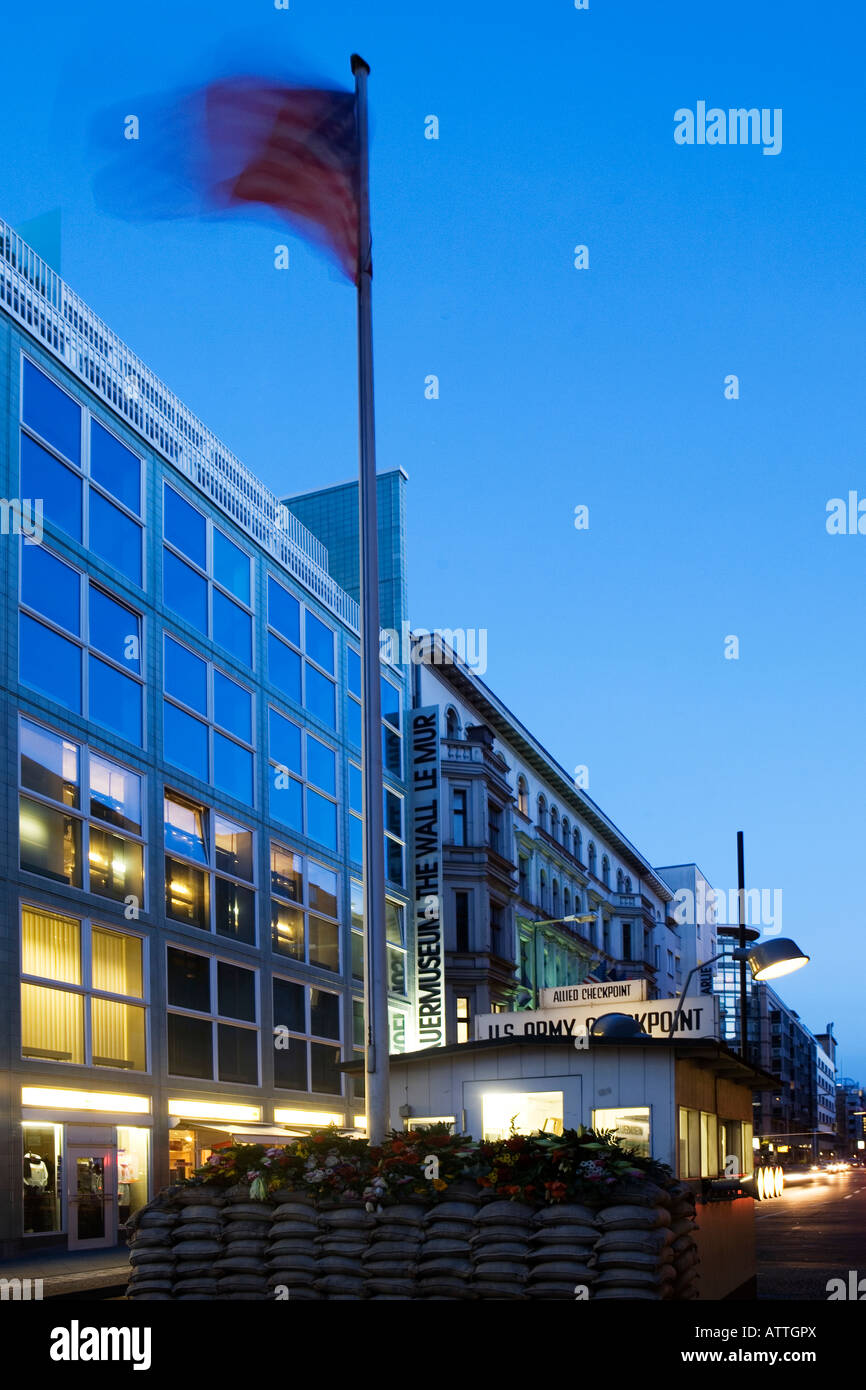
[188,1125,669,1207]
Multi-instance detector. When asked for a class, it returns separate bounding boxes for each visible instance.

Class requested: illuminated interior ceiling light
[273,1107,345,1127]
[168,1099,262,1122]
[22,1086,149,1113]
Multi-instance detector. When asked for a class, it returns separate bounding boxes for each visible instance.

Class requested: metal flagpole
[351,53,390,1144]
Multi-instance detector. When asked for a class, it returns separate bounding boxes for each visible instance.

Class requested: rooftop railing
[0,218,360,632]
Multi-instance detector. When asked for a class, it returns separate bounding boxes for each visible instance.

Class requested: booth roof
[340,1036,777,1089]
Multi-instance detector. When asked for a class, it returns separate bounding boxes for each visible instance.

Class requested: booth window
[593,1106,651,1158]
[679,1107,728,1178]
[482,1091,563,1141]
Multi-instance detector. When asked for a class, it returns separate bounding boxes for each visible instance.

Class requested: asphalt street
[756,1168,866,1300]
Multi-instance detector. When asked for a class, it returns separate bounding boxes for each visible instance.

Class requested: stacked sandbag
[526,1203,599,1299]
[170,1192,227,1300]
[591,1202,675,1300]
[666,1184,700,1299]
[127,1207,177,1300]
[313,1205,373,1299]
[214,1200,272,1300]
[266,1193,320,1300]
[470,1200,534,1300]
[417,1198,479,1299]
[362,1202,426,1299]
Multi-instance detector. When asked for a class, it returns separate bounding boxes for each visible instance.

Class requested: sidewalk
[0,1244,129,1300]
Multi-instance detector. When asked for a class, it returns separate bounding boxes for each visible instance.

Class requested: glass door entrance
[66,1145,117,1249]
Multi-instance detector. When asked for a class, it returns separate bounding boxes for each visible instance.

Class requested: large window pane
[217,961,256,1022]
[347,698,362,747]
[310,1041,342,1095]
[305,664,336,728]
[384,788,402,837]
[22,1124,62,1234]
[22,906,81,983]
[270,772,302,832]
[382,725,401,777]
[165,857,209,930]
[347,649,361,696]
[269,709,301,773]
[308,861,338,918]
[163,549,207,633]
[91,421,140,513]
[381,677,401,729]
[23,360,81,463]
[164,701,208,780]
[20,435,82,541]
[386,900,404,946]
[310,988,340,1041]
[165,794,208,863]
[274,1032,307,1090]
[164,637,207,714]
[306,789,337,851]
[89,656,142,744]
[349,815,362,864]
[308,916,339,973]
[273,978,305,1032]
[168,1012,212,1078]
[214,877,255,944]
[21,545,80,633]
[214,671,251,743]
[217,1024,257,1084]
[21,983,84,1063]
[271,844,302,900]
[90,492,142,586]
[167,947,210,1012]
[213,590,252,665]
[214,530,250,604]
[307,736,336,795]
[268,633,301,702]
[19,614,81,711]
[89,588,141,673]
[89,754,141,834]
[20,719,79,807]
[272,902,304,959]
[88,826,143,903]
[92,998,146,1071]
[305,613,334,674]
[214,816,253,881]
[20,795,81,885]
[268,577,300,645]
[164,487,206,568]
[92,927,142,997]
[386,837,404,887]
[213,733,253,804]
[388,945,407,995]
[348,764,362,814]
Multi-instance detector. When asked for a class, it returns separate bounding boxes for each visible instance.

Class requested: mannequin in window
[24,1151,48,1188]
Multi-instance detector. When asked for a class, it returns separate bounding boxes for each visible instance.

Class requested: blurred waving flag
[92,76,360,282]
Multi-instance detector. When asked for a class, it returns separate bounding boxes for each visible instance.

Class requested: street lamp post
[667,937,810,1042]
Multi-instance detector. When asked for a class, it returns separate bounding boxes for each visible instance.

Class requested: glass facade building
[0,219,411,1254]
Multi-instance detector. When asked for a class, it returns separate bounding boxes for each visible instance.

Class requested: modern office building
[0,219,413,1256]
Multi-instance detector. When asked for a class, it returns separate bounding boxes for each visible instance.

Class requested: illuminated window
[594,1106,651,1159]
[19,718,144,903]
[456,996,471,1044]
[20,906,146,1071]
[165,793,254,943]
[482,1090,563,1141]
[271,843,339,974]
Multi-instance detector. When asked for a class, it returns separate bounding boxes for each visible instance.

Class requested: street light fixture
[666,938,809,1041]
[531,913,596,928]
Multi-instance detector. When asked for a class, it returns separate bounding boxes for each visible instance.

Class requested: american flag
[204,79,361,283]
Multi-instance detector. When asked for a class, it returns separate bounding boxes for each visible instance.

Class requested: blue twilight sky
[2,1,864,1077]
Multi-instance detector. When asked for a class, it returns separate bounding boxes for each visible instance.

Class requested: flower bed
[125,1128,701,1300]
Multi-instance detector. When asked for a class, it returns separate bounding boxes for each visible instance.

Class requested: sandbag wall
[126,1181,700,1301]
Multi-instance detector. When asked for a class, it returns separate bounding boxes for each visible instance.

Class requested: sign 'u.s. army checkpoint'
[474,995,718,1042]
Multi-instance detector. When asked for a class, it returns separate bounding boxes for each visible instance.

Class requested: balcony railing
[0,218,361,631]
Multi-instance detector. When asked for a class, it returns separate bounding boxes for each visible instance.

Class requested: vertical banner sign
[411,707,446,1047]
